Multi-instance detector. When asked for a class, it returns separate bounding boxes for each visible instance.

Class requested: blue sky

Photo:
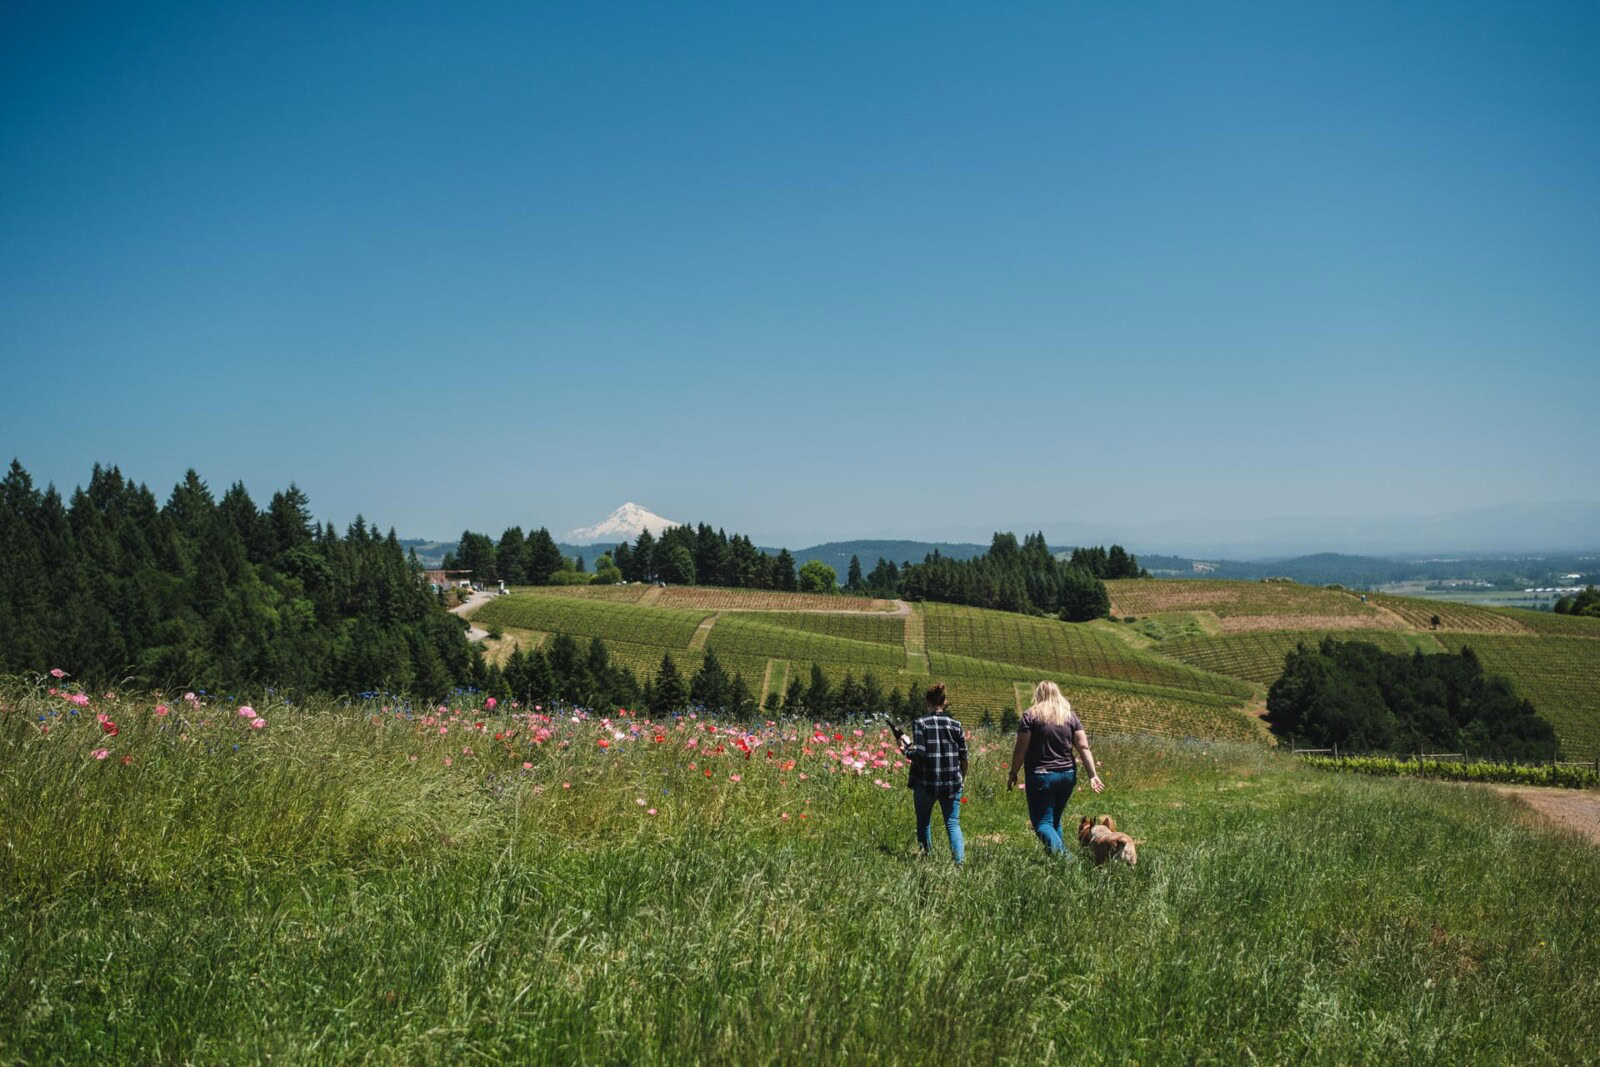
[3,1,1597,546]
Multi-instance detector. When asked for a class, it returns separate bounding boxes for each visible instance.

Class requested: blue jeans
[1025,768,1077,854]
[913,786,965,865]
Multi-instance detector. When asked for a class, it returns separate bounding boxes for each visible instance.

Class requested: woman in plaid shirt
[899,682,968,865]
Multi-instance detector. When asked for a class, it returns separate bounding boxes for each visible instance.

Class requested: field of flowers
[4,677,1600,1064]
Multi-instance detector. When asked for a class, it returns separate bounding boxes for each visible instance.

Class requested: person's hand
[1089,774,1105,794]
[1007,772,1018,791]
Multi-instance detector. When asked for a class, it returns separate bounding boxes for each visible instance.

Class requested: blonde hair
[1026,680,1076,726]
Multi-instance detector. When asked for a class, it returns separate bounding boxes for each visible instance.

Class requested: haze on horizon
[3,2,1597,549]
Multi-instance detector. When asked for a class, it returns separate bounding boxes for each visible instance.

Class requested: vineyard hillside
[470,583,1600,757]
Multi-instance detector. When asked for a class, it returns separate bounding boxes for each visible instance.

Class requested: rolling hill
[469,578,1600,758]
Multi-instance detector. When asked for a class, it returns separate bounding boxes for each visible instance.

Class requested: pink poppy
[728,774,741,783]
[91,748,109,760]
[647,808,658,816]
[50,668,66,678]
[522,761,533,770]
[155,705,169,716]
[250,718,265,730]
[443,757,453,767]
[238,706,254,718]
[485,697,497,710]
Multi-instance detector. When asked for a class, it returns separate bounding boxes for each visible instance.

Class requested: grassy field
[922,603,1252,699]
[1366,593,1532,634]
[1159,630,1429,686]
[471,584,1600,759]
[1434,634,1600,760]
[5,686,1598,1064]
[1105,579,1391,625]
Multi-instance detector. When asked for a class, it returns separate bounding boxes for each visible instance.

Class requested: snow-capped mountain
[565,503,682,545]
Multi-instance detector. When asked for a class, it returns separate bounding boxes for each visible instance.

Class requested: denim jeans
[913,786,965,865]
[1025,768,1077,854]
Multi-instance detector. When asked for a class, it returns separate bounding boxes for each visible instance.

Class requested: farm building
[423,569,474,592]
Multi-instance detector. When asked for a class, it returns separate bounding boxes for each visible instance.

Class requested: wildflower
[408,754,418,763]
[439,726,449,735]
[461,746,473,756]
[69,693,89,707]
[250,718,265,730]
[91,748,109,760]
[647,808,658,816]
[635,798,647,806]
[781,812,790,820]
[155,705,169,716]
[183,692,197,703]
[522,761,533,770]
[703,768,712,777]
[485,697,497,710]
[121,755,133,765]
[729,774,742,783]
[238,706,254,718]
[102,720,119,736]
[597,738,610,748]
[50,668,66,678]
[562,782,571,789]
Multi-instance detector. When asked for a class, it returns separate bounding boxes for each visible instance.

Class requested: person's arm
[1007,729,1029,790]
[957,724,969,780]
[903,717,926,759]
[1073,726,1105,793]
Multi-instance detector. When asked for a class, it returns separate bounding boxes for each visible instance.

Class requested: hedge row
[1300,755,1599,790]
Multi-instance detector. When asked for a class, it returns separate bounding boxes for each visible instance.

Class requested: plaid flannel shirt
[902,713,967,797]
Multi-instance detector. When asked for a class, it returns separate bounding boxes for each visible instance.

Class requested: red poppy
[703,768,712,777]
[101,720,119,736]
[597,738,610,748]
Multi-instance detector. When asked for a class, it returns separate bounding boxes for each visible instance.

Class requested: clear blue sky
[3,1,1597,546]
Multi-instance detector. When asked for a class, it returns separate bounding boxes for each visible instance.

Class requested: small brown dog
[1078,815,1138,867]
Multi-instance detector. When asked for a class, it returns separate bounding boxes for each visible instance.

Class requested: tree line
[444,521,843,592]
[1266,636,1559,761]
[839,533,1145,622]
[487,636,957,722]
[0,461,476,697]
[1553,585,1600,617]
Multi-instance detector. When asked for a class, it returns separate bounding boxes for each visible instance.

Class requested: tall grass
[3,680,1598,1064]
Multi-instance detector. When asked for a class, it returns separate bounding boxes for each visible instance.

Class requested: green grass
[1366,593,1530,634]
[921,603,1251,699]
[1434,634,1600,760]
[474,595,709,649]
[1485,606,1600,637]
[1105,579,1388,621]
[740,611,907,646]
[5,687,1599,1064]
[1157,630,1426,685]
[697,616,908,670]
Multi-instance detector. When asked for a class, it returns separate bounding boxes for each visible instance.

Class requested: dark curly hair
[924,682,947,709]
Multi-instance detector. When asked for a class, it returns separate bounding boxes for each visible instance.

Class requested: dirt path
[1493,786,1600,847]
[638,585,664,605]
[450,590,496,642]
[688,614,719,651]
[904,605,929,674]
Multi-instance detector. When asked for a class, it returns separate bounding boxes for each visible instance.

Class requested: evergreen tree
[783,675,805,713]
[524,528,565,585]
[650,653,688,715]
[774,548,798,592]
[806,663,831,717]
[690,646,731,711]
[846,555,863,592]
[496,526,528,584]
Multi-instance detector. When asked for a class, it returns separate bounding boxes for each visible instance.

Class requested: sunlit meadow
[3,673,1599,1065]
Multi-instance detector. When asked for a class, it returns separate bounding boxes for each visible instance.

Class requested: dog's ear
[1100,815,1116,831]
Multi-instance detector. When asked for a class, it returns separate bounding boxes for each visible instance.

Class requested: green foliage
[998,707,1019,733]
[1267,637,1560,760]
[1301,755,1598,789]
[797,560,838,594]
[8,698,1600,1063]
[1554,585,1600,617]
[0,461,471,698]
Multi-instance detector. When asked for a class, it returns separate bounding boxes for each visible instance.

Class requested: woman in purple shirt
[1007,680,1104,854]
